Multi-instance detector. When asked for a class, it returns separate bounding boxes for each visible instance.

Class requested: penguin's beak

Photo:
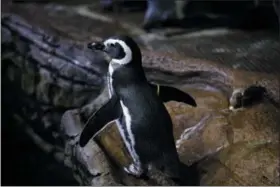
[88,42,112,63]
[87,42,105,51]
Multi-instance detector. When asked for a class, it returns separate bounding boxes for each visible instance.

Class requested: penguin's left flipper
[150,83,197,107]
[79,94,122,147]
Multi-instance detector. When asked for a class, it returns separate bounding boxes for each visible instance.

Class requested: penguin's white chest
[120,100,133,137]
[107,63,139,162]
[120,100,139,162]
[107,75,113,97]
[108,64,114,97]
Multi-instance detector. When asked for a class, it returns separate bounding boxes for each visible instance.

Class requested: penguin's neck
[109,61,147,84]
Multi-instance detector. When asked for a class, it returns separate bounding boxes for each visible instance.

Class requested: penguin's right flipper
[150,83,197,107]
[79,94,122,147]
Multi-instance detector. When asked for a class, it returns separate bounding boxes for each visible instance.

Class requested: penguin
[229,85,268,110]
[79,35,197,183]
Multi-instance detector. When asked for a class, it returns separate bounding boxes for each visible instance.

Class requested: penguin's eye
[106,42,126,60]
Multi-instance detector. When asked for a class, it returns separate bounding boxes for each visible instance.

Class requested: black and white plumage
[79,35,197,182]
[229,85,268,110]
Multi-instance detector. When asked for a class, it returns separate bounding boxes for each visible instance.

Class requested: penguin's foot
[124,163,145,177]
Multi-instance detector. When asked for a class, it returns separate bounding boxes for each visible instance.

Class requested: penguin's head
[88,35,142,66]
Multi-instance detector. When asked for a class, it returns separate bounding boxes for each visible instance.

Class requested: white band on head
[104,39,132,65]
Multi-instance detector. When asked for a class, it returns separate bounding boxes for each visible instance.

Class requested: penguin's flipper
[79,94,122,147]
[150,83,197,107]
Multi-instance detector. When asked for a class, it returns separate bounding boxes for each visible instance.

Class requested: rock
[164,87,279,185]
